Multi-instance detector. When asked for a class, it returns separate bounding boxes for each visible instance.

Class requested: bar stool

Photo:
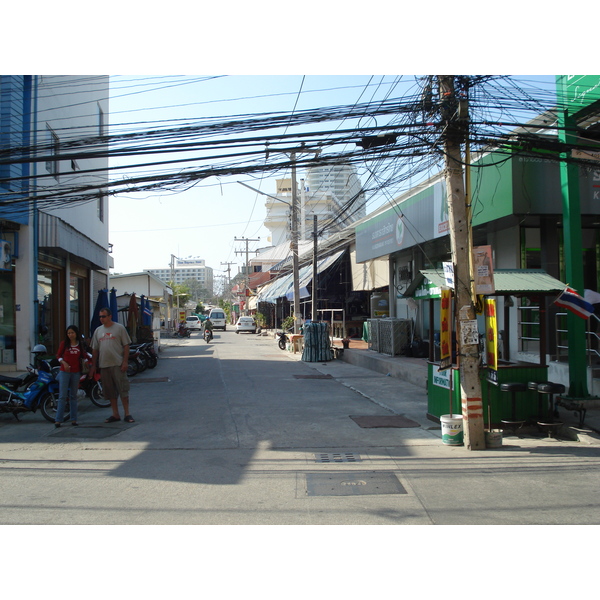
[527,381,547,421]
[499,382,527,433]
[536,382,565,438]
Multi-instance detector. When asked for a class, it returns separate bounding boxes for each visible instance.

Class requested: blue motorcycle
[0,359,62,422]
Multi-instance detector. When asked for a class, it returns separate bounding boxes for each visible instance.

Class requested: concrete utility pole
[234,237,260,315]
[438,75,485,450]
[312,215,318,321]
[220,261,236,300]
[291,152,302,334]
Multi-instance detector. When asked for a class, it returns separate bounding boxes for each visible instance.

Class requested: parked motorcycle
[0,359,61,422]
[276,331,289,350]
[0,343,53,394]
[126,342,158,376]
[78,360,109,408]
[173,324,191,338]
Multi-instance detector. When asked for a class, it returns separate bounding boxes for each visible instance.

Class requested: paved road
[1,329,600,526]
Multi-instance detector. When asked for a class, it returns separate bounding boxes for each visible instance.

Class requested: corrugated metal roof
[404,269,566,299]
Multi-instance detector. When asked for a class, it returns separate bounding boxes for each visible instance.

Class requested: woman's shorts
[100,366,130,399]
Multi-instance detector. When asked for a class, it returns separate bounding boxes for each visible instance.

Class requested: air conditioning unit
[0,241,11,271]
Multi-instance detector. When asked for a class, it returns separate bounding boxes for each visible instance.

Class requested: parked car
[235,317,256,334]
[208,309,227,330]
[185,315,202,331]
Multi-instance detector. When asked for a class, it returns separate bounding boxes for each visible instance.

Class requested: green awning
[403,269,566,300]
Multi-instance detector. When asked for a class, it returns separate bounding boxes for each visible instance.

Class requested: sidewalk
[287,335,600,447]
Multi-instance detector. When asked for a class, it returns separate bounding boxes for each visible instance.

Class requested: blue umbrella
[141,295,152,326]
[109,287,119,324]
[90,288,109,337]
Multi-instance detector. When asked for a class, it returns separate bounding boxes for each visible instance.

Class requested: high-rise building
[264,163,365,246]
[147,257,213,294]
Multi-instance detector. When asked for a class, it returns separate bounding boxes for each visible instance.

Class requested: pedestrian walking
[90,307,135,423]
[55,325,86,427]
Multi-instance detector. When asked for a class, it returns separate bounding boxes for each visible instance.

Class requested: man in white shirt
[90,307,134,423]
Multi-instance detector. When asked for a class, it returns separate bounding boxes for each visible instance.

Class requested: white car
[235,317,256,334]
[185,315,202,331]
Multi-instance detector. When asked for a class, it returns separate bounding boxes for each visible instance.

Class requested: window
[46,125,59,178]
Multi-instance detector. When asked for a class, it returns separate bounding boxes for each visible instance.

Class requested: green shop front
[405,269,566,427]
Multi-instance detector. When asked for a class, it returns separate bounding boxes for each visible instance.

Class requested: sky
[107,75,426,284]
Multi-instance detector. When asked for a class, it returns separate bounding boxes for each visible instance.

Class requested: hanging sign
[473,246,495,294]
[439,288,452,371]
[484,298,498,371]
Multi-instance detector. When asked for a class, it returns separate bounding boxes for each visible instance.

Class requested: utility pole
[291,151,301,334]
[312,215,318,321]
[438,75,485,450]
[220,261,236,300]
[234,236,260,315]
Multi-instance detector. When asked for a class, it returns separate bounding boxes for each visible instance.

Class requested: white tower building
[263,164,365,245]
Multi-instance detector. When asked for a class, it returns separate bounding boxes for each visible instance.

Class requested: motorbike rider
[203,317,214,339]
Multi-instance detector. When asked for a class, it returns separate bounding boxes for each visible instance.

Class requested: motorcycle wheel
[90,381,110,408]
[278,336,286,350]
[127,360,139,377]
[146,354,158,369]
[40,392,68,423]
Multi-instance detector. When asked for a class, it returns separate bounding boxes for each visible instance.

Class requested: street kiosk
[404,269,566,427]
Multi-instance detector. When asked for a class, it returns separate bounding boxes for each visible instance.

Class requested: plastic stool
[500,382,527,432]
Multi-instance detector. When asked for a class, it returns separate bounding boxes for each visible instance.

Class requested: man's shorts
[100,366,130,399]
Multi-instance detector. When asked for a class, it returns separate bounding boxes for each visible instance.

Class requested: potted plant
[341,337,351,349]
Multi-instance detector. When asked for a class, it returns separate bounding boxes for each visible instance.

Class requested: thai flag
[554,286,594,319]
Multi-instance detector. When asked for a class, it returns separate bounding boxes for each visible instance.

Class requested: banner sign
[439,288,452,371]
[484,298,498,370]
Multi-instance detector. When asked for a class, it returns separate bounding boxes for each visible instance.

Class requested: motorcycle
[77,354,109,408]
[126,342,158,376]
[0,359,61,422]
[0,343,53,394]
[276,331,289,350]
[203,327,213,343]
[173,324,191,338]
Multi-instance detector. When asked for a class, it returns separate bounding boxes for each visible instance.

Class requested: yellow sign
[484,298,498,370]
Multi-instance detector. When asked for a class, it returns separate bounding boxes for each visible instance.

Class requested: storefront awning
[403,269,566,300]
[257,250,345,304]
[285,250,345,301]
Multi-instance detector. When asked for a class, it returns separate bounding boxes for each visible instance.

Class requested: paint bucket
[485,429,503,448]
[440,414,464,446]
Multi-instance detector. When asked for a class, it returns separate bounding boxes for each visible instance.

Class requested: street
[2,330,600,529]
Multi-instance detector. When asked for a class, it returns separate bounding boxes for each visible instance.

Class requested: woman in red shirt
[55,325,86,427]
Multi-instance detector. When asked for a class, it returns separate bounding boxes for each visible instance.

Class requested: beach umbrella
[109,287,119,324]
[127,293,139,343]
[90,288,109,337]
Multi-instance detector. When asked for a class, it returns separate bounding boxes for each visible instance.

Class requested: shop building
[0,75,110,369]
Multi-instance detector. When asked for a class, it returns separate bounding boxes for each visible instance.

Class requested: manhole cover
[49,424,136,439]
[294,374,333,379]
[305,472,407,496]
[314,452,361,463]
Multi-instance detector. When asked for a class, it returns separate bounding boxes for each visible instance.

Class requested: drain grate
[131,377,169,383]
[314,452,361,463]
[294,374,333,379]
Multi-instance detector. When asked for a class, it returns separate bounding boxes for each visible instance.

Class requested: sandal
[124,415,135,423]
[105,416,121,423]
